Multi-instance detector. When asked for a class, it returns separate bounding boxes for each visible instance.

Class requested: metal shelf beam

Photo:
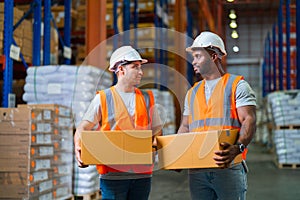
[43,0,51,65]
[285,0,291,89]
[297,0,300,89]
[33,0,41,66]
[64,0,71,64]
[2,0,73,107]
[2,0,14,107]
[278,0,283,90]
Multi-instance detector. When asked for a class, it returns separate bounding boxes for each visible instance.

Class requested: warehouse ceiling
[222,0,280,16]
[186,0,280,28]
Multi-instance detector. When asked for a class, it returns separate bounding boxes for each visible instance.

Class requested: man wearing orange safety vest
[178,31,256,200]
[74,46,163,200]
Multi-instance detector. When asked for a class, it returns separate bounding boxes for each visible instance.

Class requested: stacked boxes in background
[22,65,113,197]
[267,90,300,167]
[0,3,33,63]
[0,104,73,200]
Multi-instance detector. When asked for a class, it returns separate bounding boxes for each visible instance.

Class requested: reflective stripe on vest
[187,74,247,160]
[188,73,242,131]
[96,87,154,175]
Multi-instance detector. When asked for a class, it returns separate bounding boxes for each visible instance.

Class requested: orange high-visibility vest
[187,73,247,159]
[96,87,154,174]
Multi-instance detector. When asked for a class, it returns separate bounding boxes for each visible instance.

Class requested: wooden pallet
[277,163,300,169]
[73,191,101,200]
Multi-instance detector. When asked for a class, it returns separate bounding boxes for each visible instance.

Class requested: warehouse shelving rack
[111,0,169,90]
[262,0,300,96]
[1,0,72,107]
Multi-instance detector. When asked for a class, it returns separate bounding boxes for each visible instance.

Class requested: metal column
[267,33,272,93]
[186,7,194,87]
[262,37,268,97]
[286,0,291,89]
[43,0,51,65]
[64,0,71,64]
[297,0,300,89]
[272,24,277,91]
[133,0,138,48]
[123,0,130,45]
[278,0,284,90]
[112,0,119,85]
[2,0,14,107]
[33,0,42,66]
[154,0,159,89]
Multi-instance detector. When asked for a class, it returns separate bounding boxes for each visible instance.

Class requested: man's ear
[119,65,124,72]
[212,53,218,60]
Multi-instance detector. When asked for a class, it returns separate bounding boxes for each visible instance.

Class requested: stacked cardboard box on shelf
[0,104,73,200]
[0,3,33,63]
[267,90,300,166]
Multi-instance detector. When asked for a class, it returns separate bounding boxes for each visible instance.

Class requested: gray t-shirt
[183,79,256,116]
[82,87,162,180]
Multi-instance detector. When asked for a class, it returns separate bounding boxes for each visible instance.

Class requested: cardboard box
[0,107,31,121]
[18,104,72,118]
[81,130,153,165]
[156,129,242,169]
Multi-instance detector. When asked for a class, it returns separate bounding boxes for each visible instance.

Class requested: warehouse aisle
[149,143,300,200]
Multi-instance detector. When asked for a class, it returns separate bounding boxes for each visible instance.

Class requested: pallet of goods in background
[22,65,112,199]
[0,104,73,200]
[267,90,300,169]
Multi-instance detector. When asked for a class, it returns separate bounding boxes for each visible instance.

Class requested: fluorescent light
[229,9,237,19]
[231,30,239,39]
[229,20,237,29]
[233,45,239,53]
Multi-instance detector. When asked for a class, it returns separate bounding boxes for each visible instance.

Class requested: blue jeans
[189,164,247,200]
[100,178,151,200]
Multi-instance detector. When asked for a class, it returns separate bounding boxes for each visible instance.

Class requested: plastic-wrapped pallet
[149,89,176,135]
[267,90,300,167]
[267,90,300,126]
[73,160,100,195]
[23,65,112,126]
[23,65,112,196]
[273,129,300,164]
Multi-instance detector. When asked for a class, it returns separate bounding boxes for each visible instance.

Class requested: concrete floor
[149,143,300,200]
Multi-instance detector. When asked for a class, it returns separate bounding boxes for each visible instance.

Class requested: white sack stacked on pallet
[72,160,99,195]
[267,90,300,126]
[149,89,176,135]
[23,65,112,126]
[274,129,300,164]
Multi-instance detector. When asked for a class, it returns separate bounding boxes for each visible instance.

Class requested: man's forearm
[238,116,256,146]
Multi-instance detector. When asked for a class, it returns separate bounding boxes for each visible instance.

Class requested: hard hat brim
[186,46,193,52]
[108,58,148,72]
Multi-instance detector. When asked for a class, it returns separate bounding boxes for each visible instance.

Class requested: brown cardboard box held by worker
[156,129,242,169]
[81,130,153,165]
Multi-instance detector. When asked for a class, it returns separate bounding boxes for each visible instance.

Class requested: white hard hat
[109,46,148,72]
[186,31,227,56]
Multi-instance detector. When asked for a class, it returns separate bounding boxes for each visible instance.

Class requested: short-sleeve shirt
[183,79,256,116]
[82,87,163,130]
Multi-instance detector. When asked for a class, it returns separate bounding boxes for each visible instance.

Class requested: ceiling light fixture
[227,0,234,2]
[231,30,239,39]
[233,45,240,53]
[229,20,237,29]
[229,9,237,19]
